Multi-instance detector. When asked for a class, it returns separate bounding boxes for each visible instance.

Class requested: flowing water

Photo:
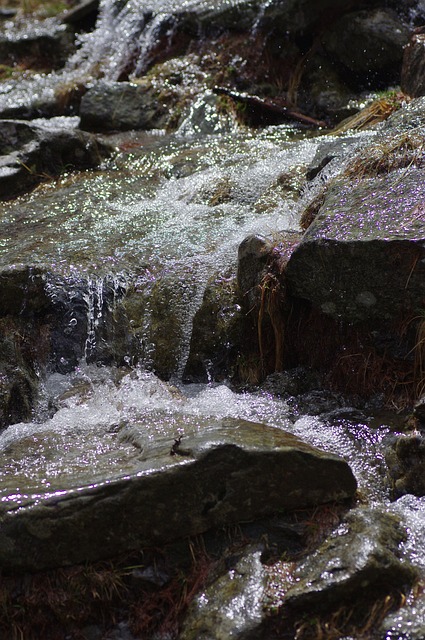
[1,119,425,634]
[1,0,425,635]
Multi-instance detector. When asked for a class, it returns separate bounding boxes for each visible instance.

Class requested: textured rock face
[0,419,357,573]
[281,508,417,618]
[322,9,409,86]
[79,81,168,131]
[402,30,425,98]
[183,271,243,383]
[0,119,113,198]
[180,507,418,640]
[180,549,267,640]
[286,104,425,334]
[385,433,425,498]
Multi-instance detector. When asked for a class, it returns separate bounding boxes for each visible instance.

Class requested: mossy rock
[183,270,243,382]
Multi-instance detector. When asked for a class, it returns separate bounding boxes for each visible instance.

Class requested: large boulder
[402,28,425,98]
[180,507,418,639]
[0,418,357,572]
[277,508,417,631]
[285,99,425,363]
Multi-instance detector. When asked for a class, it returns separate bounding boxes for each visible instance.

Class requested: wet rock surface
[321,9,409,88]
[402,28,425,99]
[0,17,75,70]
[180,548,267,640]
[285,101,425,374]
[0,118,113,197]
[276,508,417,630]
[0,418,356,572]
[0,0,416,135]
[79,81,168,131]
[385,432,425,498]
[180,507,418,640]
[183,270,243,383]
[1,0,425,636]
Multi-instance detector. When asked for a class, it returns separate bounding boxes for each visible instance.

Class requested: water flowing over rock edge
[1,0,425,638]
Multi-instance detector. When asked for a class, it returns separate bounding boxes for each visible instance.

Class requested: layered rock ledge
[0,418,356,573]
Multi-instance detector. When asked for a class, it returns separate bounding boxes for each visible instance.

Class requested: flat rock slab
[0,418,356,573]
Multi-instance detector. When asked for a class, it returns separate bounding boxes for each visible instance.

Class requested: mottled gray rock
[305,132,375,182]
[0,418,357,572]
[237,234,274,312]
[402,29,425,98]
[0,266,52,427]
[79,81,167,132]
[304,55,356,122]
[286,117,425,331]
[281,508,417,620]
[181,506,418,640]
[381,494,425,639]
[183,271,243,383]
[180,548,267,640]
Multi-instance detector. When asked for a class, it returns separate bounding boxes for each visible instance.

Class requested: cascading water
[1,1,425,635]
[1,119,425,634]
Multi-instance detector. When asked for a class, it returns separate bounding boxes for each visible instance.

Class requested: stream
[1,0,425,636]
[1,117,424,637]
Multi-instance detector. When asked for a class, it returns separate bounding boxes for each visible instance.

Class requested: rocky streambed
[1,0,425,639]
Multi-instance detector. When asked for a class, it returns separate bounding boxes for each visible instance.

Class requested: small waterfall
[67,0,152,80]
[64,0,272,82]
[83,276,105,361]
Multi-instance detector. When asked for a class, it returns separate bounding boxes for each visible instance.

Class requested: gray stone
[385,433,425,498]
[180,548,267,640]
[0,418,357,572]
[181,506,418,639]
[237,234,274,312]
[183,270,243,383]
[79,81,167,132]
[0,18,75,69]
[286,136,425,329]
